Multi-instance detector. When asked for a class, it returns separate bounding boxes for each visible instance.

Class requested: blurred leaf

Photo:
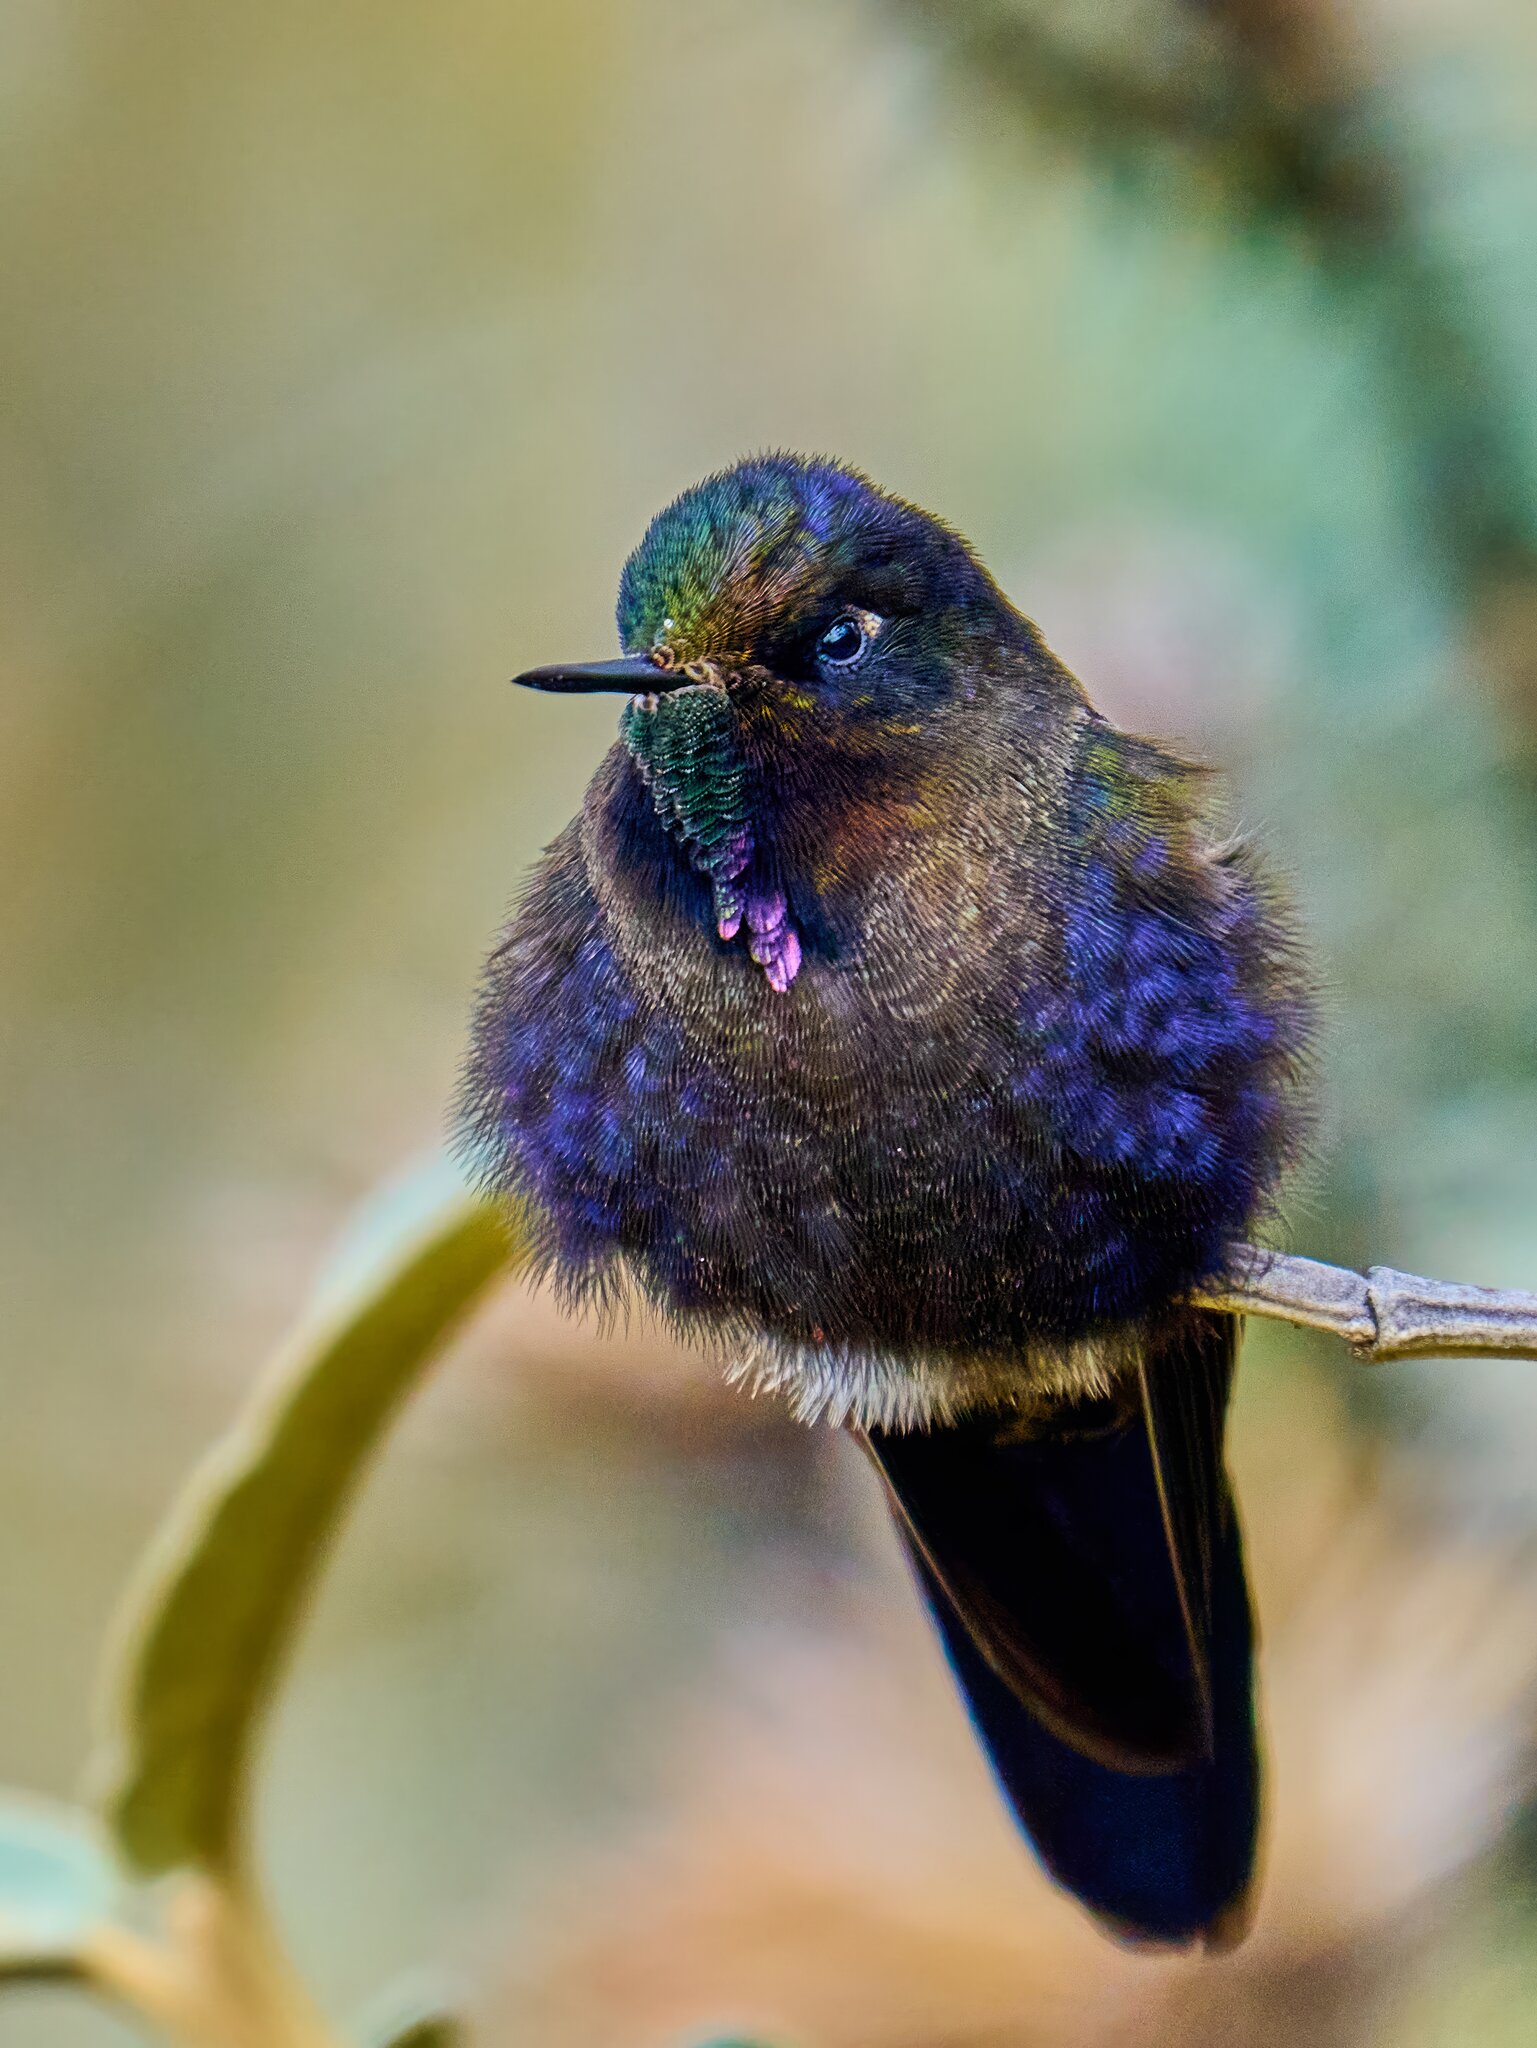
[368,2025,462,2048]
[92,1156,522,1878]
[353,1974,467,2047]
[0,1794,117,1982]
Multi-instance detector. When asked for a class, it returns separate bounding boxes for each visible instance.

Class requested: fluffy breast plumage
[457,720,1311,1425]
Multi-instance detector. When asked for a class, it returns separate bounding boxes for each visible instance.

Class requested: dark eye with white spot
[816,612,877,669]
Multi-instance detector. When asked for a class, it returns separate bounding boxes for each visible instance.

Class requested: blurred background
[6,1,1537,2040]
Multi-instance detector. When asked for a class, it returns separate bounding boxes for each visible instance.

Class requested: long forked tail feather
[863,1311,1259,1949]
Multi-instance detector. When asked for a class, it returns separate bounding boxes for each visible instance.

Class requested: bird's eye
[816,613,875,668]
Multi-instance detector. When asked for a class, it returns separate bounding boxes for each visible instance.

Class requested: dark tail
[864,1312,1258,1949]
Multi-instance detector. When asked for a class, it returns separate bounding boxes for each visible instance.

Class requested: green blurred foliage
[97,1160,512,1882]
[0,1799,116,1986]
[0,1167,510,2040]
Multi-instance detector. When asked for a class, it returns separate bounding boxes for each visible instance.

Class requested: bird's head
[515,455,1042,989]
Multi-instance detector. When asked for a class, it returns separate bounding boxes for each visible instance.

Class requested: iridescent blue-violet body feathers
[459,454,1313,1949]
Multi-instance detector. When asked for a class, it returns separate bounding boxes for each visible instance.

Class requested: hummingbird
[458,455,1313,1948]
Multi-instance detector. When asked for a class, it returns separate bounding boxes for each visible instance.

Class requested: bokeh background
[6,1,1537,2040]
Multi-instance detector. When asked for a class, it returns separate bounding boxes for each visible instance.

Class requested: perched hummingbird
[458,455,1313,1948]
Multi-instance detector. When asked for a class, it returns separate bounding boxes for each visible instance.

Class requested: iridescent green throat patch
[619,684,801,991]
[620,683,753,936]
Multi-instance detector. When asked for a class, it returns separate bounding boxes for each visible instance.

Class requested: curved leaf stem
[81,1878,343,2048]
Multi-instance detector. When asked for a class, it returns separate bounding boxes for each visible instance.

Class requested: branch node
[1192,1248,1537,1365]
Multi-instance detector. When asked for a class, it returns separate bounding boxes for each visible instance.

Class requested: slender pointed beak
[513,656,679,695]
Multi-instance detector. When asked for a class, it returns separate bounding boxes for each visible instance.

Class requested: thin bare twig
[1192,1245,1537,1362]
